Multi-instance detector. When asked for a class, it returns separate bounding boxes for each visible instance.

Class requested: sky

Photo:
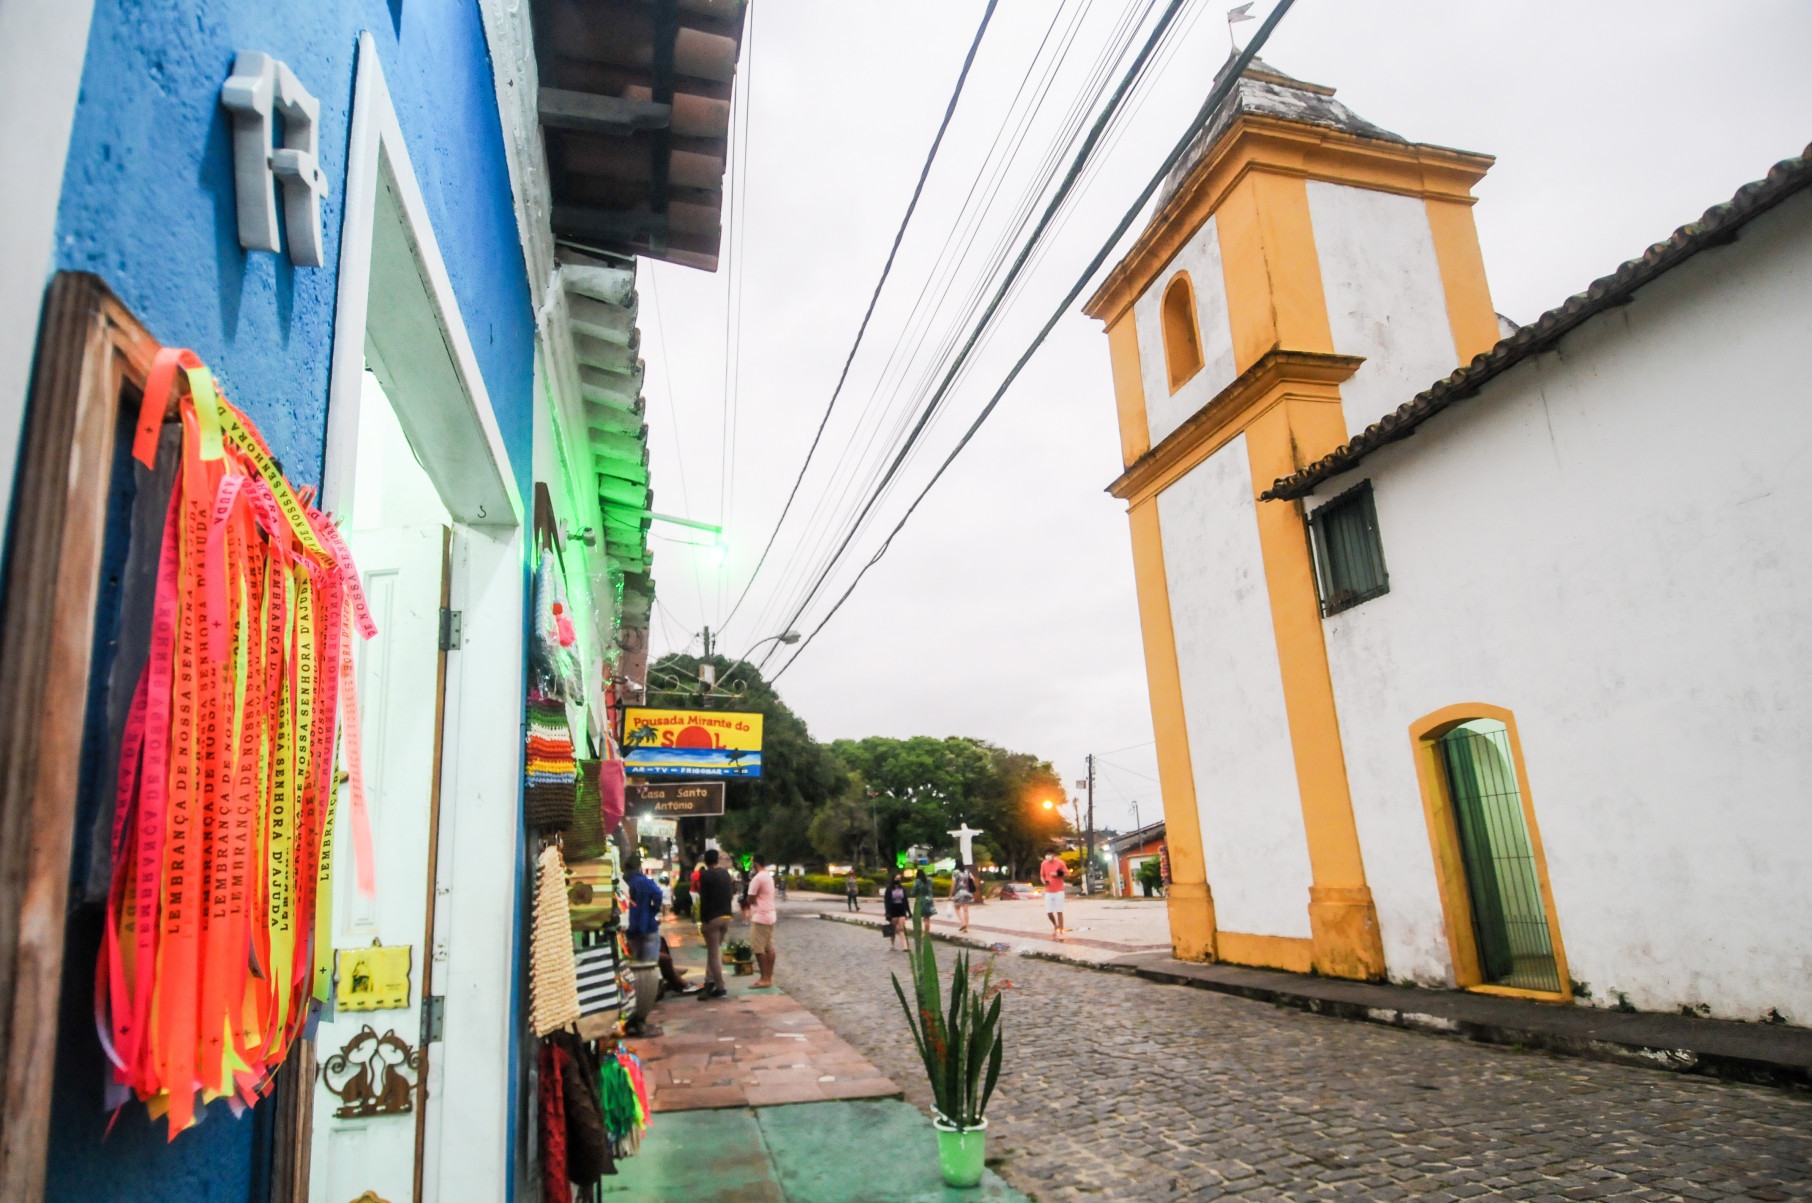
[636,0,1812,834]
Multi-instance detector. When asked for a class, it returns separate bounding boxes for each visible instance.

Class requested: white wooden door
[308,524,448,1203]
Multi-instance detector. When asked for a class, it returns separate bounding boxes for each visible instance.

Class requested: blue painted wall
[46,1,534,1198]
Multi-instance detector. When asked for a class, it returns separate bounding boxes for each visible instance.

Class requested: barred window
[1307,480,1389,616]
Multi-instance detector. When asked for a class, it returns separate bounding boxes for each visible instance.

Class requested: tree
[827,736,1065,879]
[1136,857,1164,897]
[807,774,874,867]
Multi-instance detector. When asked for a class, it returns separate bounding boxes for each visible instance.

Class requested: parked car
[995,882,1041,900]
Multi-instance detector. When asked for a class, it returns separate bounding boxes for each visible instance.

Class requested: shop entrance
[306,370,453,1203]
[301,34,529,1202]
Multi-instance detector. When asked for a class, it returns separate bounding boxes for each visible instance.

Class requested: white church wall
[1310,189,1812,1020]
[1159,434,1314,939]
[1306,180,1463,435]
[1132,215,1239,445]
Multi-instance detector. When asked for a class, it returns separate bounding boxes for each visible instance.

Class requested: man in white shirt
[742,854,779,987]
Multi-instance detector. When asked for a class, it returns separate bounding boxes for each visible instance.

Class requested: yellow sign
[621,707,764,778]
[336,944,412,1011]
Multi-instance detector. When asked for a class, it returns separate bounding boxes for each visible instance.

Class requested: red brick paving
[628,919,899,1113]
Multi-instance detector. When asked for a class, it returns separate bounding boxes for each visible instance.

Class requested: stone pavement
[627,917,898,1111]
[799,894,1812,1090]
[773,906,1812,1203]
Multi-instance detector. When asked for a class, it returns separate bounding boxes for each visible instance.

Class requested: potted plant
[725,937,755,975]
[892,918,1004,1188]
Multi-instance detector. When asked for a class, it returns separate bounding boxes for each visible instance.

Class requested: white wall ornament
[220,51,326,266]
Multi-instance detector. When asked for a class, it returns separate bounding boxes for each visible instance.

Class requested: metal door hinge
[422,995,446,1044]
[438,608,462,651]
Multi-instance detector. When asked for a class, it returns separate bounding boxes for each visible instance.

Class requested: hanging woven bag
[529,844,582,1035]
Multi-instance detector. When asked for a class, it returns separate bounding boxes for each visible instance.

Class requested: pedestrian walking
[882,873,911,952]
[695,849,736,999]
[951,862,978,933]
[623,856,664,963]
[672,867,693,919]
[912,862,935,921]
[845,870,861,912]
[1040,848,1069,940]
[742,854,779,988]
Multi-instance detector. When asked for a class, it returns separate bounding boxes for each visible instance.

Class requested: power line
[716,0,1001,636]
[643,269,711,625]
[741,0,1094,648]
[761,0,1201,671]
[717,0,757,622]
[768,1,1297,680]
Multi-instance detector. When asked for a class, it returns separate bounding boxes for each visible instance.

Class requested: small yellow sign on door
[336,944,412,1011]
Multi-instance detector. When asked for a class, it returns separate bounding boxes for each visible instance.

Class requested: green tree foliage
[829,736,1064,878]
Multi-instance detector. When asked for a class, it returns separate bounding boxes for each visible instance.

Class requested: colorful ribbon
[99,347,378,1136]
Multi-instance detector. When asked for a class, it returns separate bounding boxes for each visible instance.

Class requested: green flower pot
[934,1116,988,1188]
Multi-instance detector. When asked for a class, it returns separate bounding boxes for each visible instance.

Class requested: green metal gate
[1436,721,1560,992]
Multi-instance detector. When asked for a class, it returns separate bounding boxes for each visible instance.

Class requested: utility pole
[1085,754,1096,897]
[701,626,714,657]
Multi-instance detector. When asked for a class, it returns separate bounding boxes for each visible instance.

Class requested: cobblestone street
[771,906,1812,1203]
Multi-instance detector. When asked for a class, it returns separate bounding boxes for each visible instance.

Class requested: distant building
[1107,822,1166,897]
[1083,53,1812,1026]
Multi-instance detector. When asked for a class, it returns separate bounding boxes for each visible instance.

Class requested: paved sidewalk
[629,918,898,1111]
[794,891,1171,964]
[602,1100,1026,1201]
[792,898,1812,1090]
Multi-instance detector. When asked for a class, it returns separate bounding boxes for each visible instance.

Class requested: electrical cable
[643,269,712,626]
[757,0,1199,669]
[717,0,757,622]
[766,0,1296,681]
[746,0,1114,643]
[716,0,1001,636]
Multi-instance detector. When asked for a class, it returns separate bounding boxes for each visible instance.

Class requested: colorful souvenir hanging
[525,691,578,832]
[95,347,377,1137]
[599,1047,651,1160]
[531,549,583,701]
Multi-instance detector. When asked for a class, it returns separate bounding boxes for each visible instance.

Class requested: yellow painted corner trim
[1126,500,1215,961]
[1408,703,1573,1002]
[1104,313,1152,466]
[1085,115,1494,325]
[1424,198,1501,364]
[1107,348,1363,504]
[1215,932,1314,975]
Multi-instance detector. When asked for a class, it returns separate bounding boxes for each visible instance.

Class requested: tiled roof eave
[1261,143,1812,502]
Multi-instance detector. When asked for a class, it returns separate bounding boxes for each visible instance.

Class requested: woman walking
[951,862,978,933]
[912,863,935,923]
[845,870,861,912]
[882,873,911,952]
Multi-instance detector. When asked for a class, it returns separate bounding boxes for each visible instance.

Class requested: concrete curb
[808,910,1812,1092]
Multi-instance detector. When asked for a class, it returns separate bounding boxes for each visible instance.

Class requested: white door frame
[0,0,97,564]
[321,32,525,1201]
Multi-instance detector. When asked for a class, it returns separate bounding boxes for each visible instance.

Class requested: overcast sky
[636,0,1812,833]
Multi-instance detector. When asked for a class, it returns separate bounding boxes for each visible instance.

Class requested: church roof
[1262,143,1812,501]
[1158,55,1405,207]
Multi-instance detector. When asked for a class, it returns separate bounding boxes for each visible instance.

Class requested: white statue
[948,821,983,866]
